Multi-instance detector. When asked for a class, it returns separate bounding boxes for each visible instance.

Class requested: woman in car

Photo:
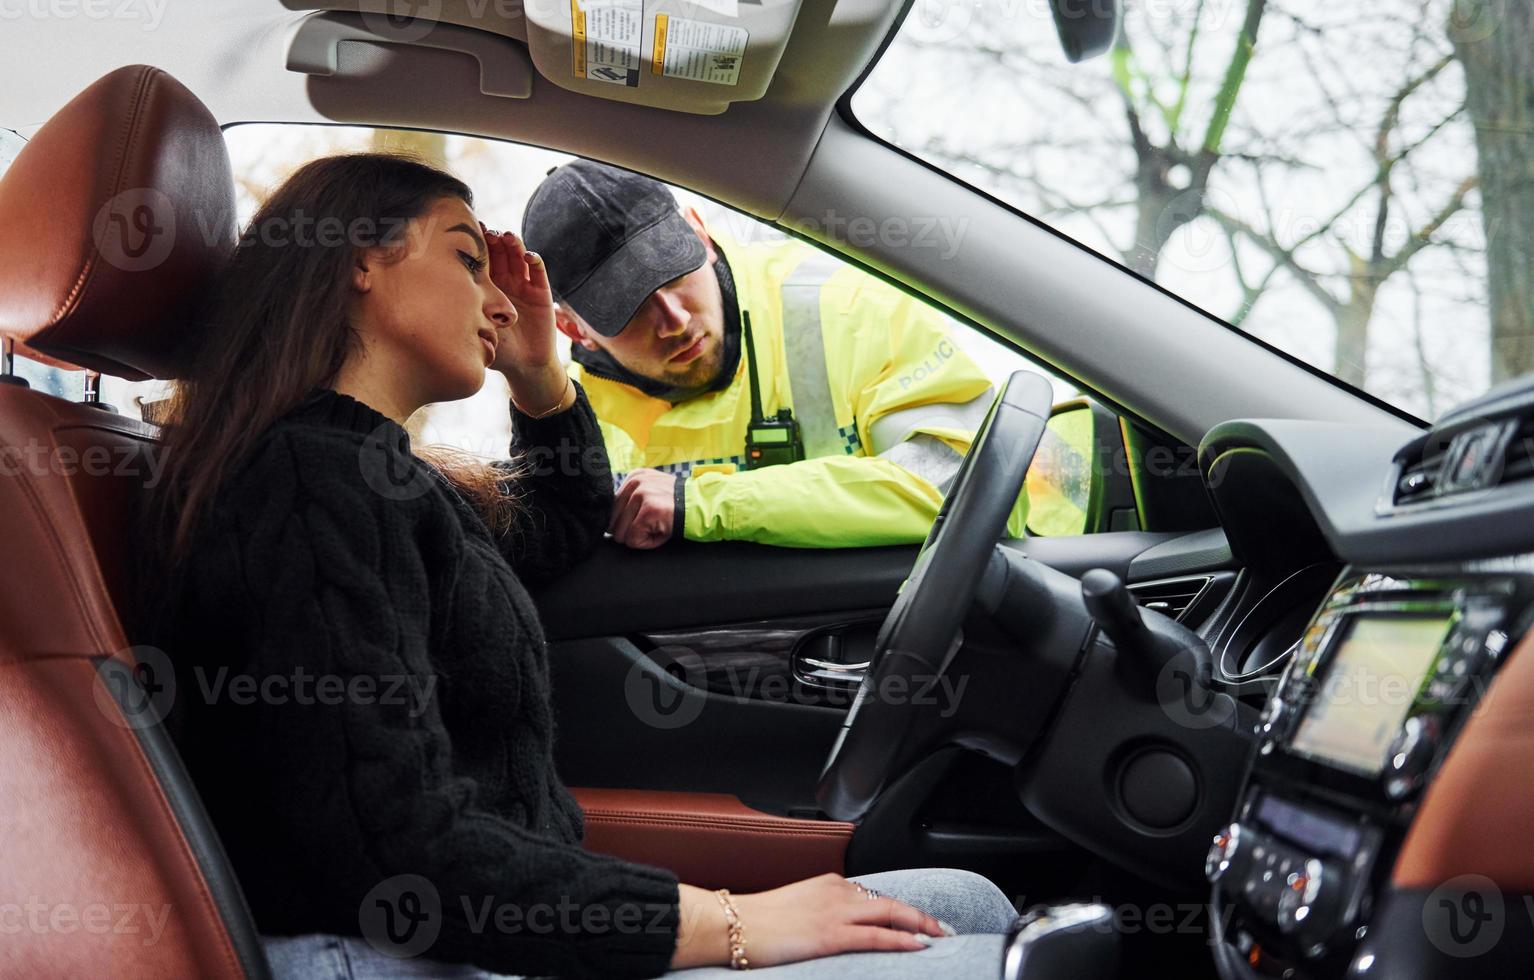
[135,152,1019,979]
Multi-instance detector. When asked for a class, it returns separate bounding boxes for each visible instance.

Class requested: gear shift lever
[1000,903,1118,980]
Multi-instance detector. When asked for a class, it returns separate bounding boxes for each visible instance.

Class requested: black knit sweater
[139,383,681,978]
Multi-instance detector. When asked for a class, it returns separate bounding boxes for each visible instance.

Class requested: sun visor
[523,0,806,114]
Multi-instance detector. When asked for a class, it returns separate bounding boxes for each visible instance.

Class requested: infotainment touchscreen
[1288,616,1452,775]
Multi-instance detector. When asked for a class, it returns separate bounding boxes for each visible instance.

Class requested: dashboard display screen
[1289,616,1452,775]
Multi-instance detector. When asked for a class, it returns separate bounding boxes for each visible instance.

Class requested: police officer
[522,160,1030,549]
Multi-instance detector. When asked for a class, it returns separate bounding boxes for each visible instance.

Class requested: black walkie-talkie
[742,311,804,469]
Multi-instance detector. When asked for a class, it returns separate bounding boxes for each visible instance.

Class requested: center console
[1206,570,1531,976]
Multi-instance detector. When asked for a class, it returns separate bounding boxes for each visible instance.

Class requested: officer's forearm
[682,455,945,547]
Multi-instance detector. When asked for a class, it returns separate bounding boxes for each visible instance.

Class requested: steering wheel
[817,370,1054,821]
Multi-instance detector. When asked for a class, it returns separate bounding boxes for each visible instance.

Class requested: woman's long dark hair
[142,152,521,581]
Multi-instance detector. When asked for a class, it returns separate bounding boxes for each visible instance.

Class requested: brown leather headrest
[0,65,236,381]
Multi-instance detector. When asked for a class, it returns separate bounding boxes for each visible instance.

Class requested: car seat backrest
[0,64,268,979]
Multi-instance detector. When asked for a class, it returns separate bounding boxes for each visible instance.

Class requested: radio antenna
[743,310,765,422]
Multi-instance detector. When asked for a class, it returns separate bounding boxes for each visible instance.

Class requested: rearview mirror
[1050,0,1122,63]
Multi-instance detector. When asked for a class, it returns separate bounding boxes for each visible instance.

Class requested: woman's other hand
[670,874,951,970]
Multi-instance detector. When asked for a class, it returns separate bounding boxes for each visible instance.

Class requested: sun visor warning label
[572,0,642,87]
[652,15,747,86]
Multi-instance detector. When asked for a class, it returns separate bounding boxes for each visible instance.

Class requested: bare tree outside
[854,0,1522,420]
[1453,0,1534,383]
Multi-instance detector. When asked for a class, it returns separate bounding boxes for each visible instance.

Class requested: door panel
[548,637,845,813]
[533,531,1209,641]
[638,611,883,706]
[534,541,917,640]
[541,528,1236,818]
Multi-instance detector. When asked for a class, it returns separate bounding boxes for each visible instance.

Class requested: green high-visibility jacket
[574,232,1034,547]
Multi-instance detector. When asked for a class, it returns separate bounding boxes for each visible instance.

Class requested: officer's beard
[571,252,743,405]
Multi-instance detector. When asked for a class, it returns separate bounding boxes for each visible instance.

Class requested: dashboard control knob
[1276,857,1343,949]
[1383,714,1440,799]
[1259,697,1288,737]
[1206,822,1244,883]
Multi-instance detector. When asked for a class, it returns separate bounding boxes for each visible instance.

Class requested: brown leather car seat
[0,65,269,978]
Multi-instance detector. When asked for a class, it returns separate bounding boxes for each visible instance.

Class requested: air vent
[1388,414,1529,508]
[1497,415,1534,487]
[1127,575,1215,622]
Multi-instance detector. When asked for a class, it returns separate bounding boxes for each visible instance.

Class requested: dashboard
[1188,375,1534,979]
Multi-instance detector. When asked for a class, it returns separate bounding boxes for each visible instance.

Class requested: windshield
[853,0,1532,421]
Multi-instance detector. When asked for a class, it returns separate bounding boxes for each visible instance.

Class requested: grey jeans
[262,867,1018,979]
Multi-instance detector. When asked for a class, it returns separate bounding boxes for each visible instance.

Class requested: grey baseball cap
[521,160,707,337]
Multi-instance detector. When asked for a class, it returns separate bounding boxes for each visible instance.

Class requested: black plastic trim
[1128,528,1235,580]
[533,540,919,640]
[1003,530,1183,580]
[1199,419,1534,565]
[105,659,272,980]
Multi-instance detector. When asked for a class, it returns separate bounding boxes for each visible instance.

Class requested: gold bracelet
[511,373,573,420]
[713,888,749,970]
